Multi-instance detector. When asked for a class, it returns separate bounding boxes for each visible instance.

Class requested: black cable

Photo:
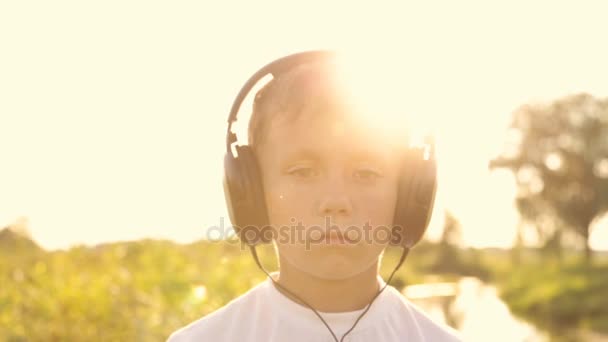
[249,245,410,342]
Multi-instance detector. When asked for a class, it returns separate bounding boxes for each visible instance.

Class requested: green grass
[495,259,608,335]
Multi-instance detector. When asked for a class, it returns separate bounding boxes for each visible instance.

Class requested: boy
[168,51,461,341]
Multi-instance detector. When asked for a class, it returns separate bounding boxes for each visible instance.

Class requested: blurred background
[1,1,607,341]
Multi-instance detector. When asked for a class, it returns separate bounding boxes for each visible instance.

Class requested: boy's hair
[247,61,356,153]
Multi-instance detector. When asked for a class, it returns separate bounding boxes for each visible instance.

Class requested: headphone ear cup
[391,148,438,248]
[223,145,272,245]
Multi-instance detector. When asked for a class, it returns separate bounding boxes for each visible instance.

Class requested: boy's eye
[288,167,318,178]
[353,168,382,181]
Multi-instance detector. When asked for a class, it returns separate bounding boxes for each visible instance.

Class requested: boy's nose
[317,183,353,218]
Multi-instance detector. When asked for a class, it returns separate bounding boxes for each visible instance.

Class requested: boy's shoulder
[166,281,268,342]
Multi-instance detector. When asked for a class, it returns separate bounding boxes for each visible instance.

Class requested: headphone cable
[249,245,410,342]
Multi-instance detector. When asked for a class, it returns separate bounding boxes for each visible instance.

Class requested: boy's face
[256,109,403,280]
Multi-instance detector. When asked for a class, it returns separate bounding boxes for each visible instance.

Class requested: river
[404,277,607,342]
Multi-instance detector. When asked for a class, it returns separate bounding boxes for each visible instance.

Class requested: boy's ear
[223,145,273,245]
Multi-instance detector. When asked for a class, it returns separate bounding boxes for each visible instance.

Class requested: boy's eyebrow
[350,149,391,166]
[281,147,321,162]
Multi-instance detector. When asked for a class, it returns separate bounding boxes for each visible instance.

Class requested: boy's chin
[277,243,384,281]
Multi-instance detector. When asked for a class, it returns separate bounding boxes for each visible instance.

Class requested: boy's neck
[272,259,381,313]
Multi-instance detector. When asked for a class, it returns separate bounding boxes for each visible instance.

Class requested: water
[404,277,552,342]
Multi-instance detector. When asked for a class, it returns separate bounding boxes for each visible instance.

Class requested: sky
[1,1,607,250]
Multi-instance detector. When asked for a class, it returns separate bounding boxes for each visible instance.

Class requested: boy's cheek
[265,183,315,209]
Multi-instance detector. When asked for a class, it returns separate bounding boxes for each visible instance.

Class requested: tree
[490,93,608,264]
[440,210,462,250]
[0,217,42,257]
[434,210,463,272]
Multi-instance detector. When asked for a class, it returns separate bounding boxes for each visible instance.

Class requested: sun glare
[329,51,428,150]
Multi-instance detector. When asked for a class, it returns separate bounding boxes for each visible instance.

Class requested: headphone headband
[225,50,337,152]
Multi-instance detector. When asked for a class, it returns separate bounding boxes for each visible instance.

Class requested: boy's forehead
[265,113,402,160]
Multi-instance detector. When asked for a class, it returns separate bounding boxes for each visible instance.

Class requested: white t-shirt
[168,275,461,342]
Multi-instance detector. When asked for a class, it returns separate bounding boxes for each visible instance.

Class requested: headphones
[223,50,437,249]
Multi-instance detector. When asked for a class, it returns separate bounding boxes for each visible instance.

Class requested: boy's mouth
[322,230,358,246]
